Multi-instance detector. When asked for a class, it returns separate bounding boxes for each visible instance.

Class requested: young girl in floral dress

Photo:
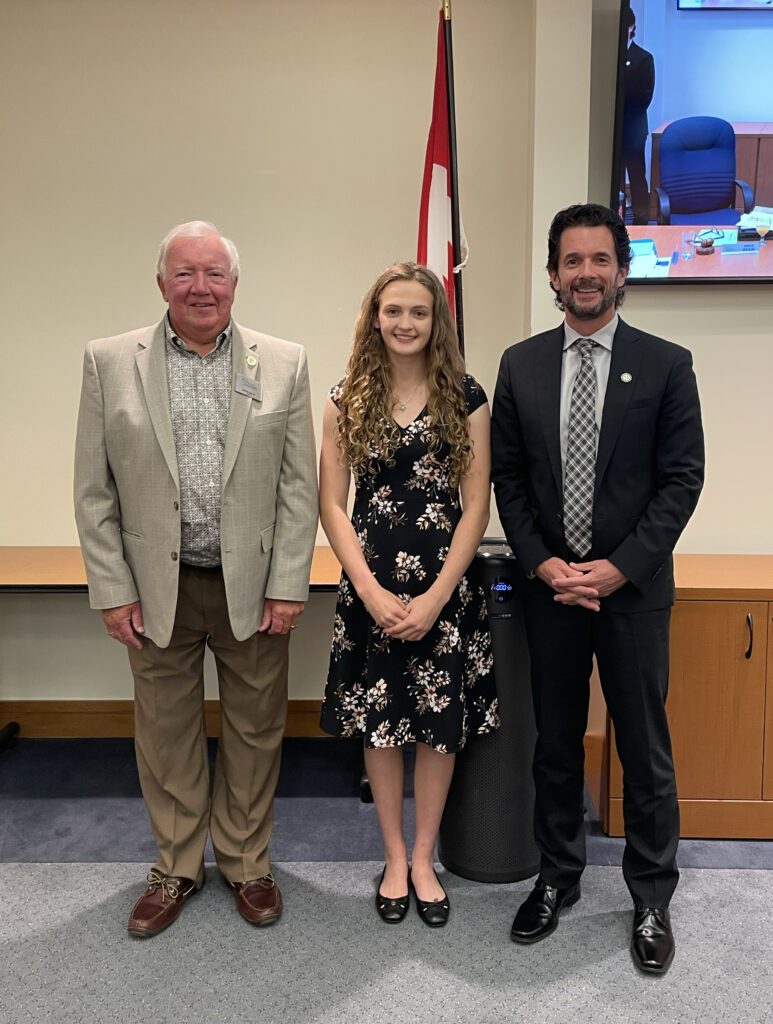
[320,262,499,927]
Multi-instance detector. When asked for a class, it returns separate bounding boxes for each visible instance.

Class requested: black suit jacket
[491,318,704,613]
[622,42,655,150]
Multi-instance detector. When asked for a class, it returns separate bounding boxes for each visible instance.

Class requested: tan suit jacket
[74,319,318,647]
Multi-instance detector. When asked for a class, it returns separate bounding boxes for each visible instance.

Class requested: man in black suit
[621,8,655,224]
[491,204,704,975]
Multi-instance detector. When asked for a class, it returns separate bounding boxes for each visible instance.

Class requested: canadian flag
[417,10,466,320]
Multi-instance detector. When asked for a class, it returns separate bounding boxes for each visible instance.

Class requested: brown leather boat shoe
[230,873,283,926]
[127,869,203,938]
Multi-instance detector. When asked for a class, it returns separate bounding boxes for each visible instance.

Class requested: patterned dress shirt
[164,317,232,566]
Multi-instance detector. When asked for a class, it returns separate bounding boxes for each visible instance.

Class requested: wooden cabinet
[600,555,773,839]
[765,612,773,802]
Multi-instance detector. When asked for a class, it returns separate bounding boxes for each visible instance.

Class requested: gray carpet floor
[3,740,772,868]
[1,862,771,1024]
[3,794,773,868]
[3,741,772,1022]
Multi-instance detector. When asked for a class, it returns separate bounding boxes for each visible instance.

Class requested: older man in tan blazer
[74,220,318,937]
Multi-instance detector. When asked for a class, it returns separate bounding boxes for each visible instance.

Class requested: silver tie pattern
[564,338,597,557]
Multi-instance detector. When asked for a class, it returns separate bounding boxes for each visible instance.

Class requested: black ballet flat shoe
[375,866,410,924]
[411,869,450,929]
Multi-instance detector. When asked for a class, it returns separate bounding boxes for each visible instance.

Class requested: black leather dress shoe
[375,866,410,924]
[510,878,581,944]
[630,907,675,975]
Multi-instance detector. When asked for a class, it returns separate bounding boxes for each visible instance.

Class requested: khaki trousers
[128,564,289,884]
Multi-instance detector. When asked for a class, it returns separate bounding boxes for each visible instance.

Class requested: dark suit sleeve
[608,350,704,591]
[640,51,655,111]
[492,350,552,574]
[625,47,655,114]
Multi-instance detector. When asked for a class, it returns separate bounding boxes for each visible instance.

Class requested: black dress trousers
[521,579,679,910]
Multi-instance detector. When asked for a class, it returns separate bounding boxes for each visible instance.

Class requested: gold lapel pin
[246,355,257,367]
[621,372,632,383]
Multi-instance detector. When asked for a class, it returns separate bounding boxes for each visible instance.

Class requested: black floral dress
[320,375,499,753]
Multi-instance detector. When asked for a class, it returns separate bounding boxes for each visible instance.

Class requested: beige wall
[0,590,338,702]
[0,0,530,548]
[616,286,773,554]
[1,0,771,702]
[0,0,532,700]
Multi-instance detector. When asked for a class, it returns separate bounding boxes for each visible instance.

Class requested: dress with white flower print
[320,375,499,752]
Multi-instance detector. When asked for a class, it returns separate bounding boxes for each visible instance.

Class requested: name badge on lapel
[235,374,262,401]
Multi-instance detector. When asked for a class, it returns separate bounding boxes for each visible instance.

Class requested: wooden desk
[0,545,342,740]
[0,545,341,593]
[673,553,773,601]
[627,224,773,280]
[597,554,773,839]
[650,121,773,211]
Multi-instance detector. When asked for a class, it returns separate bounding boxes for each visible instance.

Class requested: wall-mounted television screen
[677,2,773,10]
[610,1,773,283]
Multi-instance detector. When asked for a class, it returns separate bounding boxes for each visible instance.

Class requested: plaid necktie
[564,338,597,557]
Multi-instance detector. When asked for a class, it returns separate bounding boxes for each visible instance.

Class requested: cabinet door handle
[745,613,754,660]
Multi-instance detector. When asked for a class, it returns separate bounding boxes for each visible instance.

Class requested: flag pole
[443,0,465,354]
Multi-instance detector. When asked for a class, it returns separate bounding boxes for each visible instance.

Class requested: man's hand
[102,602,145,649]
[258,598,305,635]
[535,557,586,590]
[385,590,445,642]
[551,558,628,609]
[534,557,600,612]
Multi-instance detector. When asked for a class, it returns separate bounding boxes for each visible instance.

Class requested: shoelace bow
[145,869,191,903]
[246,873,275,889]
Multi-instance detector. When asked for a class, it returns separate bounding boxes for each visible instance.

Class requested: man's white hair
[156,220,240,279]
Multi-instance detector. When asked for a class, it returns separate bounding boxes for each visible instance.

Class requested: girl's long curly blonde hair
[336,262,472,489]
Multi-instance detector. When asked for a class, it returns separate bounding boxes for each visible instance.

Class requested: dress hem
[319,719,482,755]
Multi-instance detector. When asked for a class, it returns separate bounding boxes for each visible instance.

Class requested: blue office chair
[655,116,754,226]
